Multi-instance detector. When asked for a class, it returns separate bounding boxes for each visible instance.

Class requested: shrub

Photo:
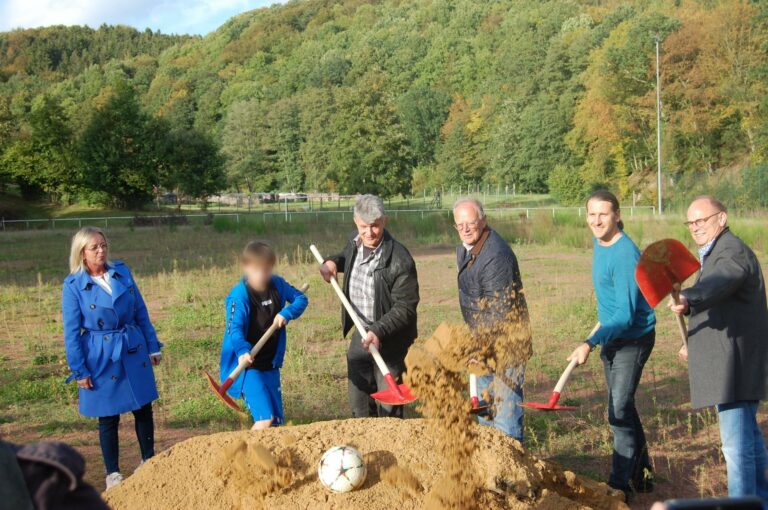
[548,165,587,206]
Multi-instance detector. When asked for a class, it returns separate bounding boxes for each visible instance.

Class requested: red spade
[636,239,700,347]
[468,373,490,415]
[519,323,600,412]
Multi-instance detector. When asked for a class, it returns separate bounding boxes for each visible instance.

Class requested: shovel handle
[553,358,579,394]
[469,373,481,409]
[226,283,309,382]
[556,322,601,394]
[310,245,393,378]
[469,373,479,398]
[671,284,688,347]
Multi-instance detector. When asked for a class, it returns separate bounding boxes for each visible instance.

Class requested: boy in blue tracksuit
[218,241,308,430]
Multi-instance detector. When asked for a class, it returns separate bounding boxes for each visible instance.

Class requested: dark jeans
[600,330,655,492]
[347,331,405,418]
[97,403,154,474]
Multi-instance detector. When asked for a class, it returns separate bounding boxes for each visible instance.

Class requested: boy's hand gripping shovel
[204,283,309,414]
[310,244,416,406]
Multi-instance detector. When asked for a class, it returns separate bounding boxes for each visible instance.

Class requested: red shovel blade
[518,391,577,412]
[371,373,417,405]
[469,396,490,416]
[204,371,246,415]
[636,239,701,308]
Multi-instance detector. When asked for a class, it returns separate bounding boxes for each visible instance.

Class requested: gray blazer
[682,228,768,409]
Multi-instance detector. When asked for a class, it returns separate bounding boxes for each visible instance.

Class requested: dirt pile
[105,320,625,510]
[104,417,625,510]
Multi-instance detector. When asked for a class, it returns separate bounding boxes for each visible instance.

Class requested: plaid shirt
[348,237,382,325]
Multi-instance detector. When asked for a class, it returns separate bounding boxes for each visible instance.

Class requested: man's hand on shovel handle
[667,294,689,315]
[238,353,254,367]
[362,330,381,352]
[567,343,592,366]
[319,260,337,283]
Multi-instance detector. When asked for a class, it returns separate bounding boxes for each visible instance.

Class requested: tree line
[1,0,767,208]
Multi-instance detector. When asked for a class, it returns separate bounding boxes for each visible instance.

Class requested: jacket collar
[76,262,121,290]
[351,230,394,268]
[463,227,492,270]
[700,227,730,266]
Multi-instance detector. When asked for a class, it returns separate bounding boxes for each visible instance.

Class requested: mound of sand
[104,417,625,510]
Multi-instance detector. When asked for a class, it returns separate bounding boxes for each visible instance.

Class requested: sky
[0,0,287,35]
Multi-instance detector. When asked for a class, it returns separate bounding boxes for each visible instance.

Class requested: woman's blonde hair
[69,227,110,274]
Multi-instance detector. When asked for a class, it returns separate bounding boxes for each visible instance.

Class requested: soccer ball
[317,445,367,493]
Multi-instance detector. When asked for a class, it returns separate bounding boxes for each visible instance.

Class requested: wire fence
[0,206,657,232]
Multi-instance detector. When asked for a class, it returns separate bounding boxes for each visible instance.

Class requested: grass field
[1,211,766,508]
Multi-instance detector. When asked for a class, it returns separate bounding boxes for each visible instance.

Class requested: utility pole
[655,36,663,215]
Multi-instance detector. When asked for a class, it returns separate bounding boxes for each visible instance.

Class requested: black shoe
[632,469,655,494]
[631,477,655,494]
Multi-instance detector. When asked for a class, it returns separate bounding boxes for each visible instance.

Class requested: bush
[742,163,768,209]
[548,165,587,206]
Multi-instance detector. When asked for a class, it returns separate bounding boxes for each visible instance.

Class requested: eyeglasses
[683,212,721,229]
[454,220,482,231]
[85,243,109,252]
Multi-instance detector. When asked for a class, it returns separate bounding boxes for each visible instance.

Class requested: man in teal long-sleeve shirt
[568,190,656,502]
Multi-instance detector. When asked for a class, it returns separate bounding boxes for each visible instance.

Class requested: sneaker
[105,472,124,490]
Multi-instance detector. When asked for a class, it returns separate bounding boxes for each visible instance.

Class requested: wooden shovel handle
[671,283,688,347]
[309,245,393,378]
[555,322,601,393]
[227,283,309,382]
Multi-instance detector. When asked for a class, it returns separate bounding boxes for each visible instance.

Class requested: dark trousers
[600,330,655,492]
[347,331,405,418]
[97,402,154,474]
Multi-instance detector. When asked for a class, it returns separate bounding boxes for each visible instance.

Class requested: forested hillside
[1,0,767,208]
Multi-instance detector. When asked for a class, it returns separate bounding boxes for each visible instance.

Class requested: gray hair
[452,197,485,219]
[353,194,386,223]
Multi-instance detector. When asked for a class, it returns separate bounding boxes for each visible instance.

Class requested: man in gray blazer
[669,196,768,503]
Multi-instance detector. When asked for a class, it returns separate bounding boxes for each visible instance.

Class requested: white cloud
[0,0,284,35]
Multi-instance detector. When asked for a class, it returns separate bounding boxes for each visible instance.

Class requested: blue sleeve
[591,251,642,346]
[126,266,162,353]
[62,282,90,380]
[276,277,309,321]
[225,295,252,357]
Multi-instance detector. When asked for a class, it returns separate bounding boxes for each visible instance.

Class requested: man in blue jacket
[568,190,656,501]
[453,198,529,441]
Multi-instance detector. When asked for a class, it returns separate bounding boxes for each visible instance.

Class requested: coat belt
[65,324,138,383]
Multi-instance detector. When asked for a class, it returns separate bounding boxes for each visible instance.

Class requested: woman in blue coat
[62,227,163,490]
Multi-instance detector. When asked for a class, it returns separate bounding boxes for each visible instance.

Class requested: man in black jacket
[454,198,529,441]
[319,195,419,418]
[669,196,768,503]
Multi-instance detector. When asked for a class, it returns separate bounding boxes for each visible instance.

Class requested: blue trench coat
[218,275,308,399]
[62,261,162,418]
